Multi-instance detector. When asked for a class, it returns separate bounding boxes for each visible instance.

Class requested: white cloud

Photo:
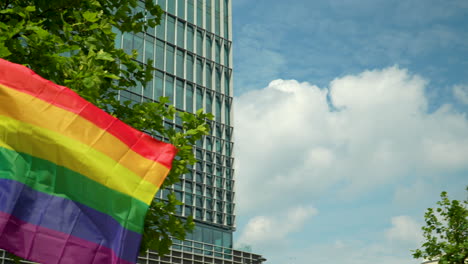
[236,206,317,247]
[234,67,468,214]
[385,216,423,245]
[453,84,468,104]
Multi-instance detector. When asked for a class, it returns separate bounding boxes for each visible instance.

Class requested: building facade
[0,1,265,263]
[115,1,265,264]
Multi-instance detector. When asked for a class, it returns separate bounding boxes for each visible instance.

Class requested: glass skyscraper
[0,1,265,263]
[114,1,265,264]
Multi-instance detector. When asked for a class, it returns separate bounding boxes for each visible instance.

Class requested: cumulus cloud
[453,84,468,104]
[234,67,468,214]
[236,206,317,247]
[385,216,422,245]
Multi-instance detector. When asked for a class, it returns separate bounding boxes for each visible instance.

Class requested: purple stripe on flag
[0,179,141,263]
[0,211,133,264]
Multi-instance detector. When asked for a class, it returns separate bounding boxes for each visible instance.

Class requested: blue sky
[230,1,468,264]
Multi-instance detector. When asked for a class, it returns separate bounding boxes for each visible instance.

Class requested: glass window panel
[158,0,166,10]
[206,92,212,113]
[167,16,175,44]
[175,190,183,200]
[225,99,230,126]
[196,184,203,195]
[196,208,203,219]
[197,30,203,55]
[197,0,203,27]
[195,136,202,147]
[216,96,221,122]
[134,34,144,61]
[196,161,203,171]
[224,70,230,95]
[177,0,185,19]
[216,200,223,210]
[196,87,204,111]
[206,0,212,32]
[185,206,193,216]
[206,137,212,151]
[205,63,212,89]
[225,143,230,157]
[123,33,133,55]
[186,54,194,81]
[186,83,194,112]
[129,82,141,96]
[224,0,229,38]
[206,197,213,207]
[176,49,184,76]
[146,15,156,36]
[165,75,174,104]
[166,45,174,74]
[193,225,202,242]
[206,174,213,185]
[206,36,212,60]
[155,71,164,99]
[215,13,220,36]
[206,211,213,222]
[196,172,203,183]
[224,44,229,67]
[196,58,203,85]
[196,196,203,208]
[224,16,229,39]
[185,193,193,205]
[145,38,154,65]
[214,230,222,246]
[187,26,194,52]
[215,68,221,92]
[188,0,194,23]
[177,21,185,48]
[175,205,182,215]
[144,78,153,100]
[223,232,232,248]
[155,40,165,70]
[215,40,221,64]
[167,0,175,14]
[156,13,166,39]
[185,170,193,180]
[203,227,213,244]
[215,0,221,35]
[113,27,122,49]
[176,79,184,109]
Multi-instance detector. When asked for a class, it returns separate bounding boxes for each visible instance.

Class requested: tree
[412,186,468,264]
[0,0,211,258]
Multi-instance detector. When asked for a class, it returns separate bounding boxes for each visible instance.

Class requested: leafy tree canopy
[0,0,211,257]
[412,187,468,264]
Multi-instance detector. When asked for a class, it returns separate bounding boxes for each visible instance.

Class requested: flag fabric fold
[0,59,177,264]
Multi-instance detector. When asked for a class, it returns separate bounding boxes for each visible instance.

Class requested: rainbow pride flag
[0,59,177,264]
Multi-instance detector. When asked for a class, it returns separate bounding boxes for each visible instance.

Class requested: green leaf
[96,50,114,61]
[25,6,36,12]
[0,44,12,57]
[82,11,99,22]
